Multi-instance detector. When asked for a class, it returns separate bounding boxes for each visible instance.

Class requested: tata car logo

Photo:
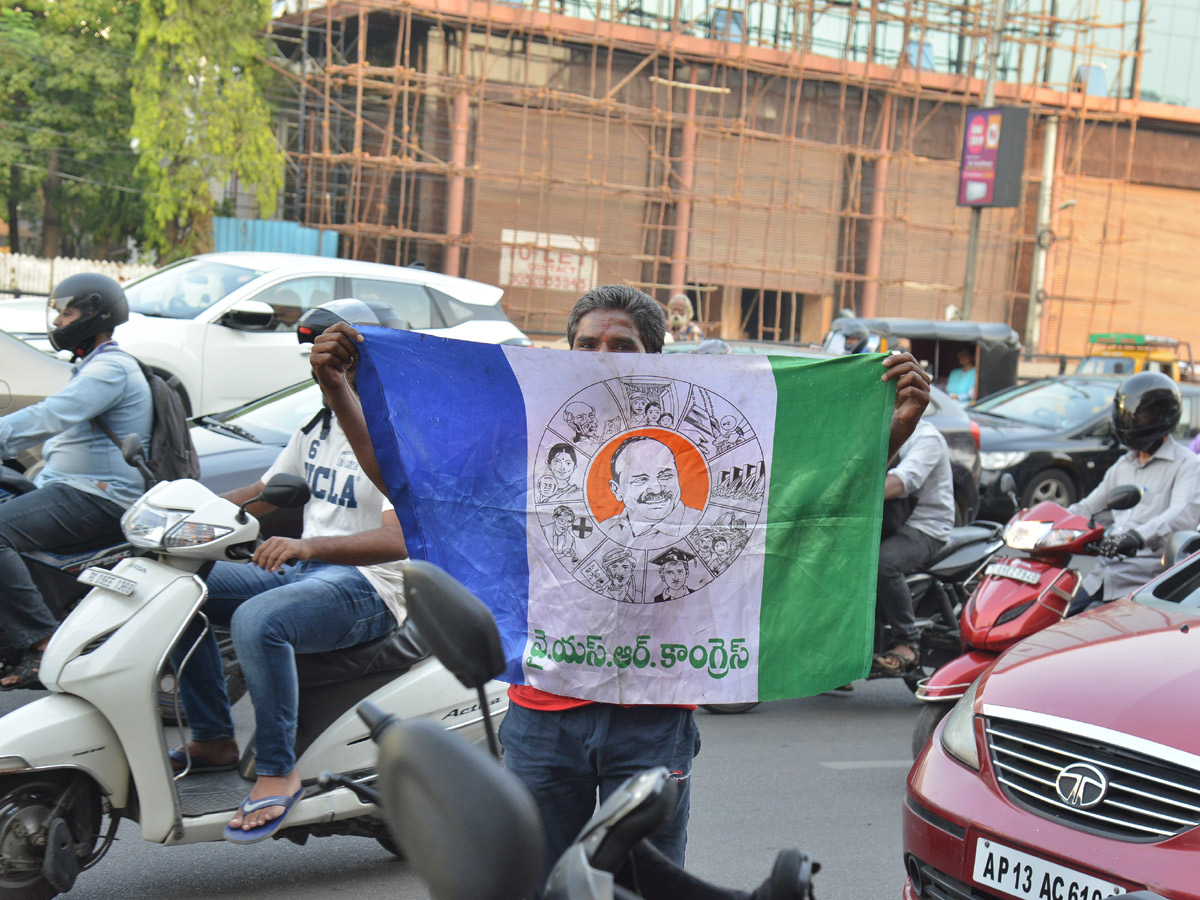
[1055,762,1108,809]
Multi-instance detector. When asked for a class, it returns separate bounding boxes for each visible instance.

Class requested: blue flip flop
[168,748,238,774]
[223,787,305,844]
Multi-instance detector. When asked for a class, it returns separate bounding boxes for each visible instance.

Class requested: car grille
[909,858,1003,900]
[985,716,1200,841]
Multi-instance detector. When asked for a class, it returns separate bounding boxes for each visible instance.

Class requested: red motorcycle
[910,477,1142,755]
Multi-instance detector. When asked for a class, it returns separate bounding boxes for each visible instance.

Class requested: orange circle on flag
[586,428,709,524]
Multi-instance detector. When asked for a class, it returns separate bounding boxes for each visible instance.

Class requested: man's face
[662,561,688,592]
[566,405,597,438]
[52,304,82,329]
[697,534,712,555]
[553,510,573,533]
[607,559,633,587]
[549,450,575,481]
[610,440,681,526]
[630,395,648,416]
[572,310,645,353]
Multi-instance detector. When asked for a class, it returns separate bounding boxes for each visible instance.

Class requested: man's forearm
[322,384,385,494]
[304,526,407,567]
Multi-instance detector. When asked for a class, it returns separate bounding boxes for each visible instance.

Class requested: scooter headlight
[940,677,983,770]
[1004,520,1052,550]
[122,502,189,549]
[165,521,234,548]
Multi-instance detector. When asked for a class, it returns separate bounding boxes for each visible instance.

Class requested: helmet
[840,320,870,354]
[296,298,391,344]
[47,273,129,356]
[1112,371,1181,452]
[692,338,732,354]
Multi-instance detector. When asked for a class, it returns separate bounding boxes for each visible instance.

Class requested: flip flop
[223,787,305,844]
[168,748,239,774]
[872,645,919,674]
[0,648,43,691]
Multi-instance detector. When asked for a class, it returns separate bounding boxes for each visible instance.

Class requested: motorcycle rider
[308,284,933,876]
[0,273,152,690]
[872,417,954,673]
[1068,371,1200,613]
[169,299,408,842]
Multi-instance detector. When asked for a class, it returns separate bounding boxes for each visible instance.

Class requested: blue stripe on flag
[355,328,530,684]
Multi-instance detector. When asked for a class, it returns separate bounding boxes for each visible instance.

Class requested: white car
[0,252,530,415]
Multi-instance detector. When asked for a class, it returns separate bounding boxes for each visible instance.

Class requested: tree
[131,0,283,260]
[0,0,145,258]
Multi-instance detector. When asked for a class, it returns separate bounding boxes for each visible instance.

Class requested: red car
[903,545,1200,900]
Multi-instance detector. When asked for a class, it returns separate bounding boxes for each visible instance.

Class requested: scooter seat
[927,524,1000,568]
[296,617,429,688]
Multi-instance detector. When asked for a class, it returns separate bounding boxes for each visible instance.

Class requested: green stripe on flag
[759,353,894,699]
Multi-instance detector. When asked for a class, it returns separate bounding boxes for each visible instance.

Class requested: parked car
[665,339,982,523]
[0,252,530,415]
[972,375,1200,520]
[903,533,1200,900]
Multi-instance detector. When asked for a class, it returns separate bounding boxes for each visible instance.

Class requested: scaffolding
[266,1,1200,354]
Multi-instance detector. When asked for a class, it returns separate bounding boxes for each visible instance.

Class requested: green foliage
[0,0,145,256]
[131,0,283,260]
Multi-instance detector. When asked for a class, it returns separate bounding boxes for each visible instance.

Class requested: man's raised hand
[882,352,932,458]
[310,322,364,393]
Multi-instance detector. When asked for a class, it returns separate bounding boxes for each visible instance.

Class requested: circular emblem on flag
[534,377,766,603]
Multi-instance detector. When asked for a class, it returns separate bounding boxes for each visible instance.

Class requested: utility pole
[960,0,1007,320]
[1026,115,1058,352]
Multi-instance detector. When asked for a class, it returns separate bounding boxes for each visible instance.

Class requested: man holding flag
[309,284,931,875]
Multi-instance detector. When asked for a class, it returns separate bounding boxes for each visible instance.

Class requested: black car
[664,339,982,523]
[972,375,1200,520]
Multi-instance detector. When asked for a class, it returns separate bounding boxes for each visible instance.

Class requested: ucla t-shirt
[262,411,406,624]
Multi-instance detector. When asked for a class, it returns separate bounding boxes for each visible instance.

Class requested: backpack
[93,357,201,488]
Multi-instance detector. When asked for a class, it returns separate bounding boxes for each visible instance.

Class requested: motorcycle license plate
[77,567,136,596]
[972,838,1124,900]
[984,563,1040,586]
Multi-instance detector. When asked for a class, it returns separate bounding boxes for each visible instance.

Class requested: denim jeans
[499,702,700,879]
[0,483,124,650]
[174,559,396,776]
[877,524,944,645]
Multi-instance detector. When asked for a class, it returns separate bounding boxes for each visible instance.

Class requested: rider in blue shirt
[0,274,152,689]
[945,347,977,403]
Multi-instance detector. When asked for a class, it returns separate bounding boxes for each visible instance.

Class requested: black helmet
[1112,371,1181,452]
[840,320,870,354]
[296,298,386,344]
[47,273,129,356]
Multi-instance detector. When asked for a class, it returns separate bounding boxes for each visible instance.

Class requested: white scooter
[0,439,508,900]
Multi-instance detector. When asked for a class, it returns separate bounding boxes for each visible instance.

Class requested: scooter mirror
[1106,484,1142,512]
[1163,531,1200,569]
[259,473,312,509]
[375,717,544,900]
[121,434,146,468]
[402,560,506,690]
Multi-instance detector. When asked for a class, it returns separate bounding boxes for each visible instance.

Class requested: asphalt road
[0,677,922,900]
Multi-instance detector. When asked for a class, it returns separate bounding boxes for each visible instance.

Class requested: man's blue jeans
[499,702,700,878]
[174,560,396,776]
[0,483,124,651]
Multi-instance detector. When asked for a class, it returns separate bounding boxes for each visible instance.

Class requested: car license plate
[77,567,136,596]
[972,837,1124,900]
[985,563,1040,585]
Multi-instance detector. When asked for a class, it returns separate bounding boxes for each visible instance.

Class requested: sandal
[0,648,44,691]
[872,644,918,675]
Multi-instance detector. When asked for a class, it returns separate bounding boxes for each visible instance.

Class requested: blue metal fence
[213,218,338,257]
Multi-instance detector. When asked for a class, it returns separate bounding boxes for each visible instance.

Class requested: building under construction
[269,0,1200,355]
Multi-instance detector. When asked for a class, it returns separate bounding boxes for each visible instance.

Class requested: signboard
[958,107,1028,208]
[499,229,598,293]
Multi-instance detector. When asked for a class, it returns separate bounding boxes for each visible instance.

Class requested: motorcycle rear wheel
[0,772,101,900]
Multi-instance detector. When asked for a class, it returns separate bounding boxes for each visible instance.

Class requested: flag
[355,328,893,704]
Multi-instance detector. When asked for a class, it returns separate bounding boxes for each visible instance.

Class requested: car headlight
[121,501,189,550]
[1004,520,1052,550]
[981,451,1028,470]
[940,677,983,770]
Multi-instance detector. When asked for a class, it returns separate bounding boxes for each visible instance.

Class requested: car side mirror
[1106,485,1142,512]
[1163,531,1200,569]
[258,473,311,509]
[220,299,276,332]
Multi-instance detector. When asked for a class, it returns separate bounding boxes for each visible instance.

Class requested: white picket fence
[0,253,157,297]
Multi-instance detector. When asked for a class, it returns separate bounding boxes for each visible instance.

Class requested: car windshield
[206,381,323,444]
[125,259,259,320]
[1076,356,1138,377]
[973,379,1115,430]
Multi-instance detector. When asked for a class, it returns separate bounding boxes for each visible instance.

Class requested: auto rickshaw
[1075,332,1195,382]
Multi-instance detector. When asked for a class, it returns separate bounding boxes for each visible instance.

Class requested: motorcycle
[0,462,243,722]
[702,519,1004,714]
[0,442,508,900]
[910,478,1142,756]
[352,559,820,900]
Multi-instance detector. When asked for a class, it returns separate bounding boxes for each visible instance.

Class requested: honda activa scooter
[911,479,1142,755]
[0,452,508,899]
